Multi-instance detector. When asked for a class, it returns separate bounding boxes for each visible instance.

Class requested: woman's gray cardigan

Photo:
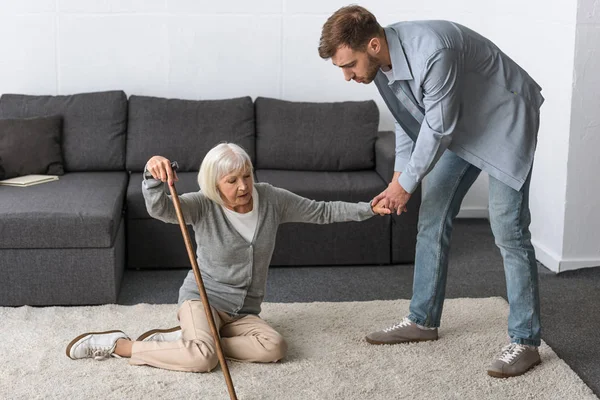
[143,180,376,315]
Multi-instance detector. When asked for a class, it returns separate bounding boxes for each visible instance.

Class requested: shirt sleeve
[398,49,460,193]
[394,121,415,173]
[269,185,375,224]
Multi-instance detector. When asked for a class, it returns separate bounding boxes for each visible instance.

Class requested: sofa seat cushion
[0,172,127,249]
[126,172,201,219]
[255,169,386,202]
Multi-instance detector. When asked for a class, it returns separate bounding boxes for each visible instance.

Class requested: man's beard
[362,54,382,83]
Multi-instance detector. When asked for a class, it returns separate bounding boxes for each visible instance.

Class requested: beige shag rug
[0,297,596,400]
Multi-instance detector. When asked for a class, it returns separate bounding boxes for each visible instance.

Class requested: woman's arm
[142,156,204,225]
[142,179,203,225]
[270,185,390,224]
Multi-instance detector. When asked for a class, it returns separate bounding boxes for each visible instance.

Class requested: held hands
[372,201,392,216]
[146,156,179,186]
[371,172,411,216]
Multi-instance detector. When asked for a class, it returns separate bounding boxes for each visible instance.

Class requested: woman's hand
[372,200,392,216]
[146,156,179,186]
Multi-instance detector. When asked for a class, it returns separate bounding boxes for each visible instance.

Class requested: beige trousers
[129,300,287,372]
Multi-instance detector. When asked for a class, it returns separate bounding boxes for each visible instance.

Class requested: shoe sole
[136,326,181,342]
[487,359,542,378]
[65,330,126,359]
[365,337,438,345]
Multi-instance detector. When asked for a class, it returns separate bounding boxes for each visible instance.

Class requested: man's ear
[368,37,381,55]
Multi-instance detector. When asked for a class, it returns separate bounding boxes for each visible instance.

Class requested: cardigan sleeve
[267,184,375,224]
[142,178,205,225]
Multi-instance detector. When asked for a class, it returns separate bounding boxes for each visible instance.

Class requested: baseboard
[456,207,489,219]
[532,239,600,273]
[559,258,600,272]
[532,240,561,272]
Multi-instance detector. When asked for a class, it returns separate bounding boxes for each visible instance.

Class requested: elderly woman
[66,142,390,372]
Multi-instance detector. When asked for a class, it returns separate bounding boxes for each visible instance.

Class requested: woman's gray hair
[197,142,254,206]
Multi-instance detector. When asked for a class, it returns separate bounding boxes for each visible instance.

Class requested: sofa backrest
[0,91,127,172]
[255,97,379,171]
[126,95,255,172]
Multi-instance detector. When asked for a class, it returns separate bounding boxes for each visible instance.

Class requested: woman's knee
[258,335,288,363]
[187,351,218,373]
[186,341,219,372]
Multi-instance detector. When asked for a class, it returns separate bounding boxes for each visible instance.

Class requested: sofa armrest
[375,131,395,183]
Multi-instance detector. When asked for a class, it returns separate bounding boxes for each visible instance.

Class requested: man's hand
[371,172,411,215]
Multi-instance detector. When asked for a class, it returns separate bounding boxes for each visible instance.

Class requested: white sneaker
[136,326,182,342]
[66,330,130,360]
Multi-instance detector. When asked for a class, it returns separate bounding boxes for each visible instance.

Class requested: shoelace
[87,345,115,361]
[383,317,412,333]
[498,343,526,363]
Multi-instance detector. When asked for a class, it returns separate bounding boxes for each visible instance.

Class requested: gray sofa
[0,91,128,306]
[0,90,420,306]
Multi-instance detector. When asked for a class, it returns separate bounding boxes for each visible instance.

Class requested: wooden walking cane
[168,161,238,400]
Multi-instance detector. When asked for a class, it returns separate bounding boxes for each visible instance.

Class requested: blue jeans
[407,151,541,346]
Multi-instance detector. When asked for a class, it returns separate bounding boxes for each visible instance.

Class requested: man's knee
[489,214,525,249]
[417,200,453,239]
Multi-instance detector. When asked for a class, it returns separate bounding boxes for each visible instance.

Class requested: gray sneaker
[487,343,541,378]
[365,317,439,345]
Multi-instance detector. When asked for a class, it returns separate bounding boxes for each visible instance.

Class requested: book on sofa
[0,174,59,187]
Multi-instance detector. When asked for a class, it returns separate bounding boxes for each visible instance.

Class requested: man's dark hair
[318,5,383,59]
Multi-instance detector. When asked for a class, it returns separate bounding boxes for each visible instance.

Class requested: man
[319,5,544,378]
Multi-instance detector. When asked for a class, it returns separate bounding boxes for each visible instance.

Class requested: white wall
[526,2,578,271]
[557,0,600,271]
[1,1,595,270]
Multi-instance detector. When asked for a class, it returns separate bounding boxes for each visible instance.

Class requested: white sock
[416,323,436,330]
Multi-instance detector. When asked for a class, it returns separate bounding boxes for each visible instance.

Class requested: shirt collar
[383,26,413,82]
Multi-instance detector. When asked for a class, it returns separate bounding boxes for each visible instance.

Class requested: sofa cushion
[255,97,379,171]
[126,95,255,172]
[255,169,385,202]
[0,116,64,179]
[0,172,127,249]
[0,91,127,172]
[126,172,201,219]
